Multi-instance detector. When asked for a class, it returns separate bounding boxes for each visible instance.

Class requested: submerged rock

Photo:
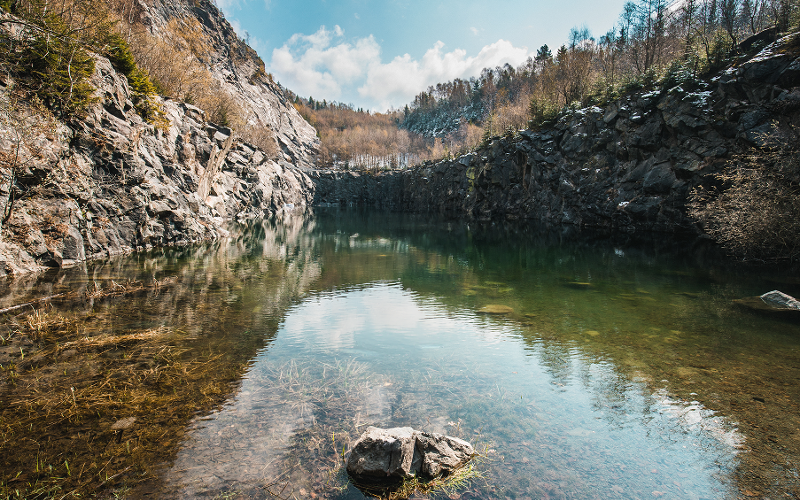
[477,305,514,315]
[346,426,475,486]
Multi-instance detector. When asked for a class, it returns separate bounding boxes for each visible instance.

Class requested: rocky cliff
[132,0,319,168]
[0,56,314,276]
[312,32,800,234]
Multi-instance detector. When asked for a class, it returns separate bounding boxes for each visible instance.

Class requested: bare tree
[720,0,742,44]
[0,85,57,235]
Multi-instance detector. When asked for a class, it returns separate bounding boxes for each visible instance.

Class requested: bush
[240,124,281,160]
[0,17,98,115]
[103,32,163,122]
[528,96,560,130]
[702,30,735,75]
[660,59,699,92]
[689,130,800,262]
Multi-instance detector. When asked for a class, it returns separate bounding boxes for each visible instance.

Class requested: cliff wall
[137,0,320,168]
[312,33,800,233]
[0,56,313,276]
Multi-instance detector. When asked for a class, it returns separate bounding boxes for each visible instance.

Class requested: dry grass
[351,459,486,500]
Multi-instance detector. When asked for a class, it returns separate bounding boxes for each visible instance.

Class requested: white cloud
[214,0,242,15]
[269,26,531,111]
[470,27,480,36]
[359,39,531,110]
[271,26,381,100]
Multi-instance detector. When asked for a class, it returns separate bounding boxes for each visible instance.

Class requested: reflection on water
[161,284,740,499]
[2,209,800,499]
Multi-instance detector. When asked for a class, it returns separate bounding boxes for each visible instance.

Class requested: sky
[215,0,631,111]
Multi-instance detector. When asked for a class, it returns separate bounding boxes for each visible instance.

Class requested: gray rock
[761,290,800,311]
[346,427,419,482]
[415,431,475,478]
[346,426,475,485]
[642,162,678,194]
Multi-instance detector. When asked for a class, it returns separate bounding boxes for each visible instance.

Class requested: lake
[1,209,799,499]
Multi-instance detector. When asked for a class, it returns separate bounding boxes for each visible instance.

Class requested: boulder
[346,427,418,482]
[346,426,475,486]
[415,431,475,478]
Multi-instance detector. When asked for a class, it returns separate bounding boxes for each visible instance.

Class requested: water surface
[2,210,800,499]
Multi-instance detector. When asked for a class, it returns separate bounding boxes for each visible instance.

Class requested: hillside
[397,0,796,154]
[117,0,319,168]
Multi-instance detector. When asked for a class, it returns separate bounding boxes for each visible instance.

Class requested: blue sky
[216,0,630,111]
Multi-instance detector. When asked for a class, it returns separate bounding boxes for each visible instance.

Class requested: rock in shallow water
[761,290,800,311]
[346,426,475,485]
[734,290,800,318]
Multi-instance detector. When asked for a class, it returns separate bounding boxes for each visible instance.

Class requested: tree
[534,44,553,73]
[720,0,742,44]
[741,0,755,33]
[0,87,58,235]
[631,0,669,73]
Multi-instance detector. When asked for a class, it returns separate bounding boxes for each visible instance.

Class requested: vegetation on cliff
[402,0,797,146]
[0,0,282,154]
[689,128,800,262]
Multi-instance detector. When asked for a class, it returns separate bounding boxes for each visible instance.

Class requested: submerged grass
[352,458,487,500]
[0,279,264,499]
[155,355,491,500]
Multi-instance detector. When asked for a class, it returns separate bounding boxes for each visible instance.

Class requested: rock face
[136,0,319,168]
[0,56,314,276]
[346,426,475,485]
[312,33,800,234]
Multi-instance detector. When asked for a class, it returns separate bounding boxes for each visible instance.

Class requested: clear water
[3,209,800,499]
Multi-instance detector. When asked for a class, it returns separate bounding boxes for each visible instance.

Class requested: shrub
[702,29,735,75]
[103,32,163,122]
[528,96,560,130]
[0,18,97,115]
[240,124,281,160]
[689,129,800,262]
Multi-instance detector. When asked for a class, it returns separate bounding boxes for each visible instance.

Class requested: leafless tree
[0,86,57,235]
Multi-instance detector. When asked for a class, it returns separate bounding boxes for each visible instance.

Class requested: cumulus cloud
[359,39,530,110]
[270,26,531,110]
[271,26,381,100]
[214,0,242,15]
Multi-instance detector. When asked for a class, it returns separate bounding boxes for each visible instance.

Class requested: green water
[2,209,800,499]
